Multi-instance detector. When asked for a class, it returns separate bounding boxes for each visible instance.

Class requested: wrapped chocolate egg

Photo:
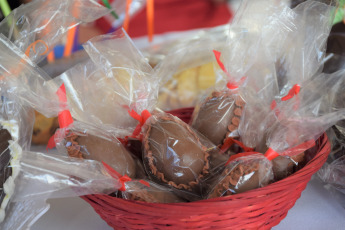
[191,90,245,146]
[142,113,212,192]
[64,131,136,178]
[121,180,184,203]
[0,120,21,222]
[208,154,272,199]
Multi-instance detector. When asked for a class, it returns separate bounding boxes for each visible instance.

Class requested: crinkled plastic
[11,151,121,202]
[228,70,345,192]
[54,29,156,133]
[0,36,62,118]
[208,36,345,198]
[0,0,110,63]
[54,121,137,178]
[222,0,295,81]
[84,29,157,114]
[121,179,185,203]
[267,70,345,155]
[0,1,153,228]
[317,125,345,205]
[235,57,279,149]
[238,0,334,150]
[1,199,50,230]
[154,26,229,110]
[0,96,34,223]
[190,0,294,147]
[0,149,119,229]
[141,25,229,67]
[276,0,334,96]
[319,151,345,194]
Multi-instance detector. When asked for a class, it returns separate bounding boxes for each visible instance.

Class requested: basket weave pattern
[83,108,331,230]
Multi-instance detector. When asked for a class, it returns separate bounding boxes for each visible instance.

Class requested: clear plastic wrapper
[237,58,279,151]
[222,0,295,78]
[190,0,295,147]
[0,36,61,118]
[55,121,137,178]
[317,20,345,208]
[266,70,345,154]
[121,179,185,203]
[318,154,345,194]
[83,30,157,114]
[276,0,334,96]
[0,29,147,228]
[317,126,345,206]
[0,107,32,223]
[11,151,121,202]
[0,0,110,63]
[0,92,34,223]
[141,25,229,67]
[54,29,156,133]
[238,0,334,151]
[207,69,345,198]
[154,26,229,110]
[0,150,121,228]
[1,199,50,230]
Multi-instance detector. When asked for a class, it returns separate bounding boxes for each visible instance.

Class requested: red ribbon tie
[47,83,74,150]
[128,109,151,138]
[102,161,132,191]
[221,138,254,153]
[264,148,280,161]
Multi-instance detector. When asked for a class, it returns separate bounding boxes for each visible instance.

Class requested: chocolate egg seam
[227,95,245,134]
[64,130,137,178]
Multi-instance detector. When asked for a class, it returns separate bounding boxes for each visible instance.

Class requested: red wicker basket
[82,108,331,230]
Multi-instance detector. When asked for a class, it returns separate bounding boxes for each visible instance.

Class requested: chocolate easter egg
[143,113,210,191]
[208,155,272,198]
[192,91,245,146]
[65,132,136,178]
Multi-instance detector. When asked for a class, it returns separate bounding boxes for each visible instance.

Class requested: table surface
[31,175,345,230]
